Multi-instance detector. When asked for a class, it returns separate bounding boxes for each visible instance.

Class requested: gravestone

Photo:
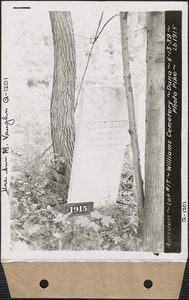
[67,87,130,207]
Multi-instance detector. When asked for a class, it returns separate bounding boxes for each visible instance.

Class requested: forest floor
[9,10,147,251]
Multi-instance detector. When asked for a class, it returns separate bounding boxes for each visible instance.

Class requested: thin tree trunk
[120,12,144,225]
[49,12,76,184]
[144,12,165,252]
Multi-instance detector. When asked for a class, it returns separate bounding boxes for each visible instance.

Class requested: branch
[75,34,91,39]
[11,225,31,242]
[20,144,52,175]
[39,237,60,250]
[74,13,119,112]
[120,12,144,223]
[95,14,119,41]
[129,26,147,33]
[23,180,44,196]
[74,13,104,111]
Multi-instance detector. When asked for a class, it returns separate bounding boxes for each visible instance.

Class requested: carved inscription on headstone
[68,87,129,207]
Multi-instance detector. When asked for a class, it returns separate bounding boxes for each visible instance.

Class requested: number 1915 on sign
[64,202,94,216]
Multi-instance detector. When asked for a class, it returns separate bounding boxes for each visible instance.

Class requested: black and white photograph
[1,1,188,261]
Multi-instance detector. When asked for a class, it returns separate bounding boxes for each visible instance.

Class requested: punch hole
[144,279,153,289]
[39,279,49,289]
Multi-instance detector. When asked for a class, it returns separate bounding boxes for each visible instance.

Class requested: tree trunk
[120,12,144,226]
[49,12,76,184]
[144,12,165,252]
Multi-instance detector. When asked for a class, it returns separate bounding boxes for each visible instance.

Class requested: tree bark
[120,12,144,226]
[144,12,165,252]
[49,12,76,184]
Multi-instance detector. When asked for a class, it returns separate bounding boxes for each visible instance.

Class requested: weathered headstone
[67,87,129,207]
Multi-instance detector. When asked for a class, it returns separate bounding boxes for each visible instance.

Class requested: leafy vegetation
[10,145,143,251]
[10,11,147,252]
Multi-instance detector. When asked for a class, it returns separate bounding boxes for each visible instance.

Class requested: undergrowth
[10,145,143,251]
